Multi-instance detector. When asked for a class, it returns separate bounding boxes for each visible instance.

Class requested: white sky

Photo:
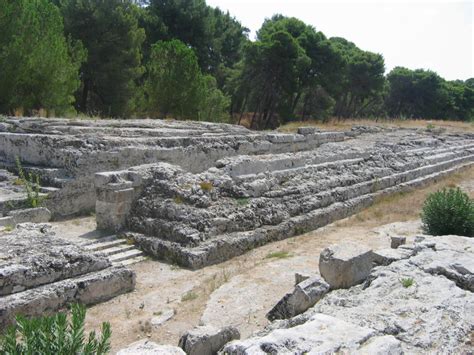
[206,0,473,81]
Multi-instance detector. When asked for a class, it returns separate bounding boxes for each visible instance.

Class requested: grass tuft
[265,251,292,259]
[181,291,198,302]
[400,277,415,288]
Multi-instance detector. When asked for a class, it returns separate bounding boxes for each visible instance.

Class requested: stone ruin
[0,117,473,342]
[0,224,134,328]
[117,234,474,354]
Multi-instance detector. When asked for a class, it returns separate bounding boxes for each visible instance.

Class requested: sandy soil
[71,166,474,353]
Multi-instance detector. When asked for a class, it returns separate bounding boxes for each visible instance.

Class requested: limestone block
[373,248,414,266]
[391,235,406,249]
[8,207,51,224]
[117,340,185,355]
[179,325,240,355]
[150,309,175,327]
[267,276,330,320]
[294,272,312,285]
[297,127,320,135]
[222,313,376,354]
[0,216,14,227]
[319,243,375,289]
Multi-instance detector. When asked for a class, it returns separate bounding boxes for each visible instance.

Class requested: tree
[144,40,230,121]
[0,0,83,115]
[145,0,248,78]
[230,16,342,128]
[384,67,470,120]
[145,40,203,119]
[57,0,145,117]
[330,37,386,118]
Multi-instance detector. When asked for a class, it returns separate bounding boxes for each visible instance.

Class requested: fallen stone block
[150,309,175,328]
[222,313,376,354]
[267,276,330,321]
[372,247,415,266]
[8,207,51,224]
[390,235,406,249]
[0,265,135,328]
[319,243,375,289]
[117,340,185,355]
[179,325,240,355]
[294,272,312,285]
[297,127,320,135]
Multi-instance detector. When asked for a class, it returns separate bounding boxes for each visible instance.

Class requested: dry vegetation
[337,165,474,229]
[278,118,474,134]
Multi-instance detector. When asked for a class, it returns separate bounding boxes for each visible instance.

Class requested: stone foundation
[0,224,135,328]
[93,129,473,268]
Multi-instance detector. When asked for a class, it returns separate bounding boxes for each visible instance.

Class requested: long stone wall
[95,129,474,268]
[0,118,344,217]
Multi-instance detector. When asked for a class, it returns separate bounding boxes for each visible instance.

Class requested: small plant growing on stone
[236,197,249,206]
[173,195,184,204]
[426,123,435,130]
[421,187,474,237]
[400,277,414,288]
[199,181,213,192]
[181,291,198,302]
[15,157,44,208]
[3,224,14,232]
[0,303,111,354]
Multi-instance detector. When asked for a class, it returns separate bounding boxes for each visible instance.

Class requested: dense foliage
[0,0,472,124]
[0,304,111,355]
[421,187,474,237]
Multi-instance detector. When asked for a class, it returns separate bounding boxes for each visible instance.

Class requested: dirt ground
[64,166,474,353]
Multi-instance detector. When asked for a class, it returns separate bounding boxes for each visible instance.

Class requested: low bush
[0,304,111,354]
[421,187,474,237]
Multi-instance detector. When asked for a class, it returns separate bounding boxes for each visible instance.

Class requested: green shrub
[421,187,474,237]
[0,304,111,355]
[15,157,44,208]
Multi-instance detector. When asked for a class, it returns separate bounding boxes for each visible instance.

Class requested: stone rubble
[117,340,185,355]
[178,325,240,355]
[319,243,375,289]
[266,276,330,321]
[223,235,474,354]
[0,224,135,327]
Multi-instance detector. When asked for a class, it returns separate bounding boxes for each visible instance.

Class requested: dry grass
[337,166,474,228]
[278,118,474,134]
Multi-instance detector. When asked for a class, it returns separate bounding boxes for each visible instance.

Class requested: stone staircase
[82,235,146,266]
[122,135,474,269]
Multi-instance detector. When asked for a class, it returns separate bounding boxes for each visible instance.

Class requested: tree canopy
[0,0,83,115]
[0,0,472,124]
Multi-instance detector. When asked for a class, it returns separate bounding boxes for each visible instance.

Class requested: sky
[206,0,473,81]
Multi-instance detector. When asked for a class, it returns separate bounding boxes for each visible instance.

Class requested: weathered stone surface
[294,271,312,285]
[0,225,110,296]
[390,235,406,248]
[150,309,175,327]
[222,313,375,354]
[319,243,375,288]
[117,340,185,355]
[0,224,135,327]
[222,235,474,354]
[372,247,414,266]
[312,235,474,353]
[118,129,474,268]
[266,276,329,320]
[179,325,240,355]
[356,335,403,355]
[8,207,52,224]
[0,265,135,328]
